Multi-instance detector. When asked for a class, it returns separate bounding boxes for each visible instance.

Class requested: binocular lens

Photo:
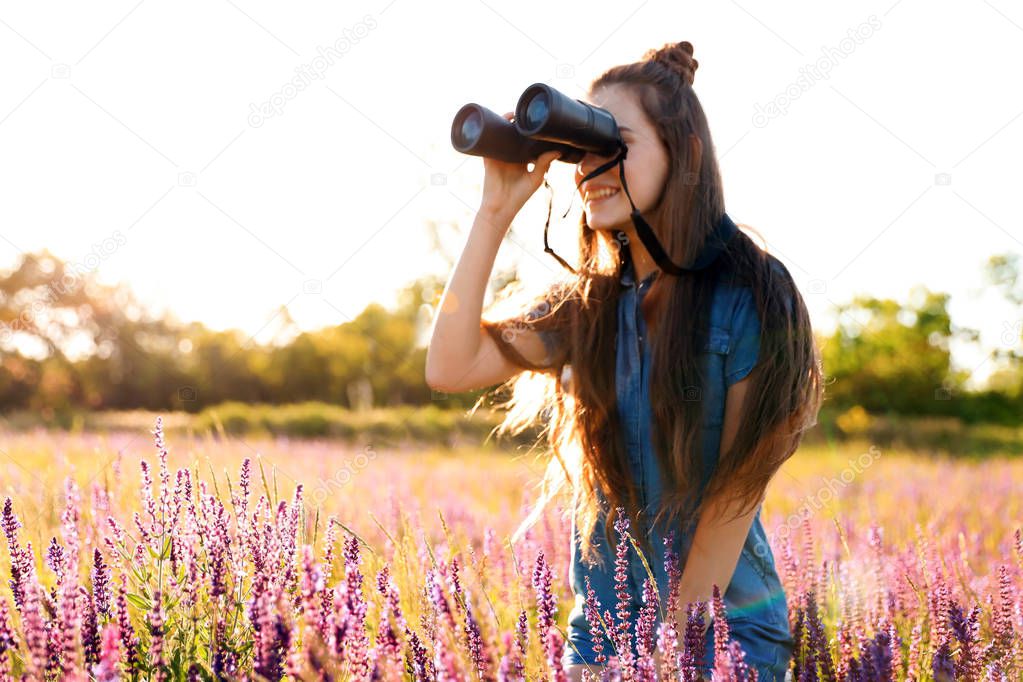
[453,108,483,149]
[521,91,549,131]
[514,83,622,157]
[449,87,597,165]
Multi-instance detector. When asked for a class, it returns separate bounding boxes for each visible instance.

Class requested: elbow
[424,363,458,394]
[424,360,442,392]
[424,369,444,393]
[424,346,442,391]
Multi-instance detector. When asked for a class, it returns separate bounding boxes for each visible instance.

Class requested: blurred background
[0,0,1021,448]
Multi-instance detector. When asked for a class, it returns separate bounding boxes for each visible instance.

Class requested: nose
[576,150,615,184]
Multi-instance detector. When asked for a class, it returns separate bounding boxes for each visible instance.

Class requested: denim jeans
[535,232,795,677]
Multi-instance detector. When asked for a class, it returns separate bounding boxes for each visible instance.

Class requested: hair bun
[645,40,699,86]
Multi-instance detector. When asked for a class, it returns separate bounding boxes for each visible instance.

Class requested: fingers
[531,149,564,169]
[531,150,561,175]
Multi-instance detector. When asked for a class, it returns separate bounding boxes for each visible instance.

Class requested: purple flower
[45,538,65,580]
[375,564,406,664]
[546,628,568,682]
[405,627,432,682]
[91,623,121,682]
[300,545,326,634]
[425,567,455,633]
[612,507,635,671]
[931,640,955,682]
[238,457,252,517]
[152,416,172,535]
[712,639,756,682]
[18,569,49,680]
[323,516,340,584]
[858,627,895,680]
[147,590,167,682]
[2,499,32,611]
[205,496,231,600]
[139,460,157,535]
[80,586,100,668]
[949,599,981,680]
[991,564,1015,656]
[0,598,17,679]
[114,574,139,676]
[212,616,237,678]
[448,555,465,614]
[57,478,83,677]
[516,608,529,664]
[532,549,556,643]
[905,621,924,680]
[339,533,371,678]
[251,587,289,680]
[636,576,658,658]
[583,576,608,666]
[804,591,835,680]
[711,583,731,662]
[679,599,708,682]
[91,549,111,617]
[497,630,523,682]
[463,599,487,678]
[0,500,19,549]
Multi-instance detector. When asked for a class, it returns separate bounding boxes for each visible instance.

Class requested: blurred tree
[985,253,1022,306]
[820,287,971,415]
[0,250,186,410]
[982,253,1023,401]
[2,247,1013,423]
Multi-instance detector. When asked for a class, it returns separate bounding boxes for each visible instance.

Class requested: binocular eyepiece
[450,83,624,165]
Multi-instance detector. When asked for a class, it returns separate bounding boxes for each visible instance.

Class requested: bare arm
[425,209,554,393]
[425,113,562,394]
[673,374,764,634]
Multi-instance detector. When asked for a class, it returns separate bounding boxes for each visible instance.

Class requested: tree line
[0,250,1020,424]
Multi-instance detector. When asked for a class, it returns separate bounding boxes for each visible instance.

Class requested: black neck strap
[541,143,738,275]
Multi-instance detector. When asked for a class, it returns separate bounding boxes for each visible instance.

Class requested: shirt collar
[620,258,659,289]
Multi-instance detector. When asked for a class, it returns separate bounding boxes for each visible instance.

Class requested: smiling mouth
[584,188,620,206]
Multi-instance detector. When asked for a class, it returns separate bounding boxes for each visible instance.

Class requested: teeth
[585,187,619,202]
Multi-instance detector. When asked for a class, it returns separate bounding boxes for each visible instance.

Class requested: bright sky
[1,0,1021,387]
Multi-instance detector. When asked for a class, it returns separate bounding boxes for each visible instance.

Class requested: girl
[426,41,822,681]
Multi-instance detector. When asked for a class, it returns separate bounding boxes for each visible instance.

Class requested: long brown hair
[478,41,823,568]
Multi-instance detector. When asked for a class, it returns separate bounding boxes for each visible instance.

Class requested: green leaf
[131,563,149,584]
[126,592,152,611]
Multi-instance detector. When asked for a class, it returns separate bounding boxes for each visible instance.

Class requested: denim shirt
[534,258,795,680]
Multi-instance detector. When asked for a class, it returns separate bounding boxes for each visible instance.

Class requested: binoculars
[450,83,625,165]
[448,82,738,277]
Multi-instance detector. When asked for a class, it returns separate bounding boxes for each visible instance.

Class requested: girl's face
[575,84,670,234]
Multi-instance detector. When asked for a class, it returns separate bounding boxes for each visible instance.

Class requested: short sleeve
[724,287,761,387]
[524,299,564,366]
[536,330,560,365]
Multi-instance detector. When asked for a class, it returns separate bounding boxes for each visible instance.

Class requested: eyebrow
[619,126,634,133]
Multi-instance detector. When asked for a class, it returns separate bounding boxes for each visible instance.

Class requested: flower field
[0,418,1020,680]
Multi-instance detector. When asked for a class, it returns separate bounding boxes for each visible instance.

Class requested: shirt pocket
[697,325,731,427]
